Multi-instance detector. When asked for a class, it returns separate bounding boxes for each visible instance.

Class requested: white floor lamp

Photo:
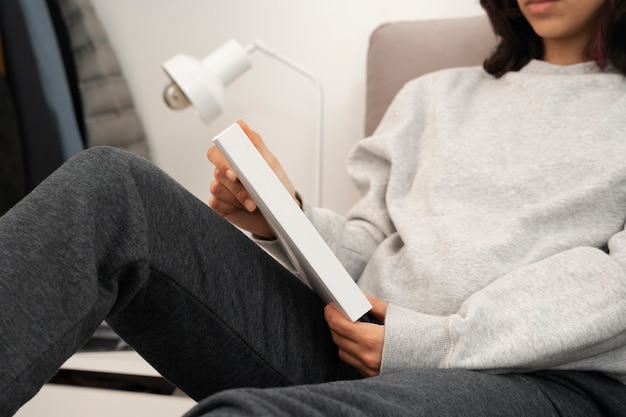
[162,39,324,206]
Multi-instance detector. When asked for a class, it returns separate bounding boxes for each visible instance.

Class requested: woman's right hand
[207,120,299,239]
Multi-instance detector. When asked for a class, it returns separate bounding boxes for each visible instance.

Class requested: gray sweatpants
[1,147,624,416]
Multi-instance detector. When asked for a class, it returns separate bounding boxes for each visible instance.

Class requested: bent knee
[71,146,136,168]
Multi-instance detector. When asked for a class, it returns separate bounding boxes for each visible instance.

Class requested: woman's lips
[526,0,559,14]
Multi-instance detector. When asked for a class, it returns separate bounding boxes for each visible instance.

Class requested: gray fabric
[56,0,150,158]
[365,16,497,136]
[0,147,356,416]
[258,59,626,381]
[1,147,625,416]
[186,369,626,417]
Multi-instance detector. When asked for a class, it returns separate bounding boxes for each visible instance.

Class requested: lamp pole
[245,41,324,207]
[163,40,325,206]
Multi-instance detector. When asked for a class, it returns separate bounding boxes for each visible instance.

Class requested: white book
[213,123,372,322]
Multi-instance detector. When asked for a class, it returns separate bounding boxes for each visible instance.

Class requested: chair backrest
[365,16,498,136]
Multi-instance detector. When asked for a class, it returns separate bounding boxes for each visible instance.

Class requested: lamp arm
[246,41,324,207]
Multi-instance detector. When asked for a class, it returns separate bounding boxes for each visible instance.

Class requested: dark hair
[480,0,626,77]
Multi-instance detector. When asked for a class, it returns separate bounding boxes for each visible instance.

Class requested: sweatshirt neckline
[519,59,616,75]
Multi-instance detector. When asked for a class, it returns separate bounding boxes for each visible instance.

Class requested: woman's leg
[0,147,358,416]
[186,369,626,417]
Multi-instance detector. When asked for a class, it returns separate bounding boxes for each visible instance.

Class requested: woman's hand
[207,120,299,238]
[324,295,388,377]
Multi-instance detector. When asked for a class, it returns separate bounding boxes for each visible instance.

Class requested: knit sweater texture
[261,60,626,382]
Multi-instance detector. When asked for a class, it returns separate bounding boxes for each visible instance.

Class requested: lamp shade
[162,39,252,124]
[162,39,324,205]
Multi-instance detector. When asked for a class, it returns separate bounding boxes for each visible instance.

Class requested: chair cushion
[365,16,498,136]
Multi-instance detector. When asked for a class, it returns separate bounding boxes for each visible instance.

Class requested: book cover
[213,123,372,322]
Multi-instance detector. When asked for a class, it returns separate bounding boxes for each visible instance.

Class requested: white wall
[91,0,485,215]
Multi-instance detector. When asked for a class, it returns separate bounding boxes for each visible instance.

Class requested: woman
[2,0,626,415]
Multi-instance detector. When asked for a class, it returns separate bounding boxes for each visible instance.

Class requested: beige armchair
[365,16,498,136]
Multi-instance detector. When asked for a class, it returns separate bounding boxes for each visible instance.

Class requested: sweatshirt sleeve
[381,229,626,382]
[253,196,389,281]
[255,79,426,280]
[304,78,433,279]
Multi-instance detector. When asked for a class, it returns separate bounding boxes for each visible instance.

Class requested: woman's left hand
[324,295,387,377]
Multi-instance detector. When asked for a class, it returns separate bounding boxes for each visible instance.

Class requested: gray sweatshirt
[262,60,626,382]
